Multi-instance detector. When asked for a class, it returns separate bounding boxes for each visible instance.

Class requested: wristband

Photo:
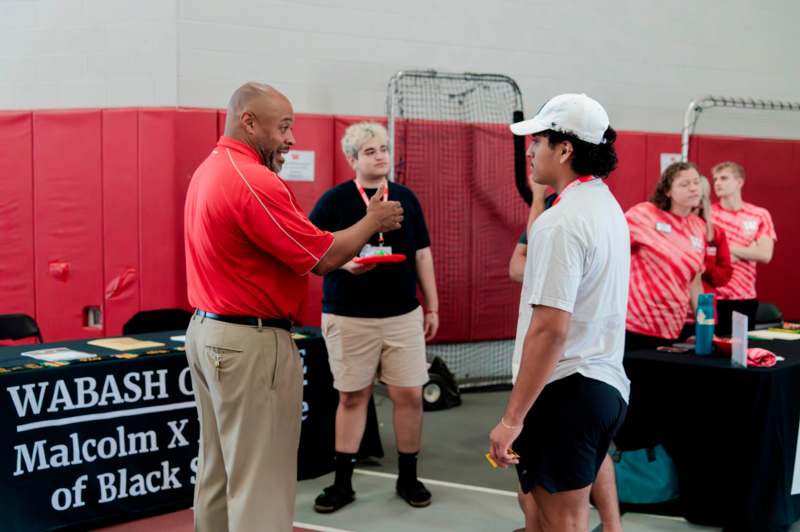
[500,417,523,430]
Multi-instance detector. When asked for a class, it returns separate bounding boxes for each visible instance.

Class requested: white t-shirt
[511,178,631,402]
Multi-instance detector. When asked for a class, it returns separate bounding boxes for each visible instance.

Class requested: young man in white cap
[489,94,630,531]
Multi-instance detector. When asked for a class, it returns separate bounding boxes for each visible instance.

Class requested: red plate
[713,336,733,356]
[353,253,406,265]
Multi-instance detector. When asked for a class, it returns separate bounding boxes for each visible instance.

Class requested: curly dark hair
[540,127,618,177]
[651,161,698,211]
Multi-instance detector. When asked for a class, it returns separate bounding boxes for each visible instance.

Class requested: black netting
[387,71,524,387]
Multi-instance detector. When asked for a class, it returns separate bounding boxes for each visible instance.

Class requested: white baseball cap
[510,93,610,145]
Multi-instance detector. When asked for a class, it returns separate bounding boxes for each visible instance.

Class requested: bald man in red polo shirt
[184,82,403,532]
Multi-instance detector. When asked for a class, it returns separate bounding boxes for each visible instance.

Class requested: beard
[257,145,283,173]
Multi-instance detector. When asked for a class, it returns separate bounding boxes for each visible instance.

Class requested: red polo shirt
[184,136,334,320]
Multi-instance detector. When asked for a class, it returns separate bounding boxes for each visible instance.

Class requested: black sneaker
[396,479,432,508]
[313,485,356,513]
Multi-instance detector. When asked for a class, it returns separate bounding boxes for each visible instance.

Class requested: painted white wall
[3,0,800,138]
[176,0,800,138]
[0,0,177,108]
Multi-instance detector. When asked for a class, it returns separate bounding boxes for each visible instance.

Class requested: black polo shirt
[309,181,431,318]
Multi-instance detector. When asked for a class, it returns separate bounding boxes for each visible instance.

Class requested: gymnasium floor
[97,389,800,532]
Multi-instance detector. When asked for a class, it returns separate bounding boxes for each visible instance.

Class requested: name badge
[691,236,703,250]
[359,244,392,258]
[656,222,672,233]
[707,246,717,256]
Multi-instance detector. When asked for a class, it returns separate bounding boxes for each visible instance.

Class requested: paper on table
[170,335,186,342]
[22,347,94,362]
[87,338,165,351]
[748,330,800,341]
[793,418,800,495]
[731,311,748,368]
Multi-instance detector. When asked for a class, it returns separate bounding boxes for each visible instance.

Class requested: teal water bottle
[695,293,715,355]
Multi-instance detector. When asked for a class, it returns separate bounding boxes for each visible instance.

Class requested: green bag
[612,445,679,504]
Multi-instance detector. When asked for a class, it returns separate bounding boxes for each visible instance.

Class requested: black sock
[333,452,357,492]
[398,451,419,485]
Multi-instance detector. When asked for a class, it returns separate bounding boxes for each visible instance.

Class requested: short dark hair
[650,161,698,211]
[539,127,618,177]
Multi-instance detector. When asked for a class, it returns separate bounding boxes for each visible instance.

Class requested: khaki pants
[185,313,302,532]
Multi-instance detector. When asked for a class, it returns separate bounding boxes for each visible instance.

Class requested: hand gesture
[367,183,403,232]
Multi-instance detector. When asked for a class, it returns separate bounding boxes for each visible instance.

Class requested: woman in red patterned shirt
[625,162,707,350]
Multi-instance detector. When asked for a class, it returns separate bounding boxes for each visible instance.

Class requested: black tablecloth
[616,339,800,531]
[0,328,382,532]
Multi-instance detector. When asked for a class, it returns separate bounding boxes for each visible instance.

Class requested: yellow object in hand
[485,452,498,469]
[485,449,520,469]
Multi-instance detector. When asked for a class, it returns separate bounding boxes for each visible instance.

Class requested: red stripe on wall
[0,112,35,322]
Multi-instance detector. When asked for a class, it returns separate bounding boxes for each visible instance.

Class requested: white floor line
[626,513,688,522]
[294,521,356,532]
[354,469,517,497]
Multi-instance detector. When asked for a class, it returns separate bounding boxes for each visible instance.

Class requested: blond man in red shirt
[711,161,776,335]
[184,82,403,532]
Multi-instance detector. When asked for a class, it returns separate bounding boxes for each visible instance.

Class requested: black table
[616,339,800,531]
[0,328,382,532]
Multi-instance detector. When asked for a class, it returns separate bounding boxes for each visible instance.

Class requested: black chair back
[122,308,193,335]
[755,302,783,330]
[0,314,43,343]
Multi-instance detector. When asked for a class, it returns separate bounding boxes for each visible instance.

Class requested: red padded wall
[607,131,648,212]
[0,112,35,322]
[137,110,181,311]
[217,110,226,138]
[102,109,141,336]
[137,109,217,313]
[400,120,474,341]
[469,123,528,340]
[282,114,334,212]
[644,133,682,201]
[138,110,182,311]
[176,109,219,311]
[694,136,799,319]
[289,114,335,326]
[3,108,798,341]
[33,111,104,340]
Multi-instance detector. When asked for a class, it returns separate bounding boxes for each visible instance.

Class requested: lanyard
[551,176,596,207]
[355,179,389,244]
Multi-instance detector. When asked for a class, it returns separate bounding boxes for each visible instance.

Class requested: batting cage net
[387,70,526,388]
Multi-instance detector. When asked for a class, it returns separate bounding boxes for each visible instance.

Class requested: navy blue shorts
[514,373,627,494]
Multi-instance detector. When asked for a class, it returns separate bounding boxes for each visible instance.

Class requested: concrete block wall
[0,0,177,108]
[1,0,799,137]
[178,0,800,138]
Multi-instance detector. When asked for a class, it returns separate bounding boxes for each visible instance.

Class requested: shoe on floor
[396,479,432,508]
[314,484,356,513]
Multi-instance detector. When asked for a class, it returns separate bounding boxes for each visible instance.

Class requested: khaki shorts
[321,306,428,392]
